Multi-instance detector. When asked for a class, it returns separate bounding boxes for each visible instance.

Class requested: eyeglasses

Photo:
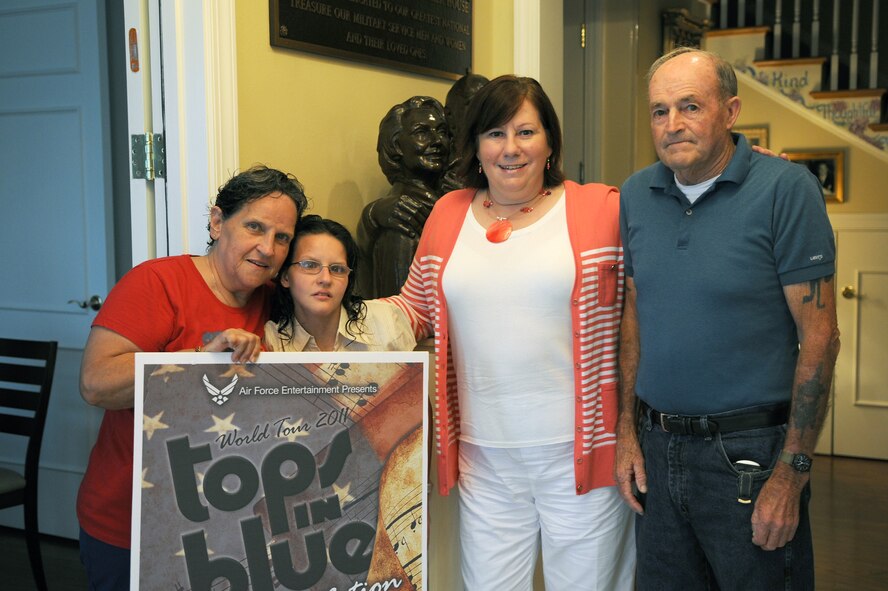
[290,260,351,277]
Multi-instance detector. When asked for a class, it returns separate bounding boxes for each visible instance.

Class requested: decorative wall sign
[132,351,428,590]
[270,0,472,80]
[784,149,846,202]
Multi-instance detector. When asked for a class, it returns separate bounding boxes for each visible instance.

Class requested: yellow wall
[235,2,513,233]
[736,76,888,215]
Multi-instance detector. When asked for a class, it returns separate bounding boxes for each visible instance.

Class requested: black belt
[642,401,789,435]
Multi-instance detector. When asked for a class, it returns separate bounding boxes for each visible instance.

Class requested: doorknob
[68,295,104,311]
[841,285,856,299]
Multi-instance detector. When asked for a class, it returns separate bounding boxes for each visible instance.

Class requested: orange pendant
[486,219,513,243]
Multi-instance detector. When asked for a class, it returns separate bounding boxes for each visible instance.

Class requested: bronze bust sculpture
[356,96,451,298]
[356,74,489,298]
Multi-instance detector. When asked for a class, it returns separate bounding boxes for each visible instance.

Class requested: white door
[124,0,168,264]
[125,0,239,264]
[0,0,236,540]
[0,0,112,537]
[832,221,888,460]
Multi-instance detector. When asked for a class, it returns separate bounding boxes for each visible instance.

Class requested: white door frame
[123,0,239,264]
[513,1,564,122]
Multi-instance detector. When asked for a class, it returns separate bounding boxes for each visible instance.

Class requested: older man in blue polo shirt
[615,47,840,589]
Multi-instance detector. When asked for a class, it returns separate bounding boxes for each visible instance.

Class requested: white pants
[457,441,635,591]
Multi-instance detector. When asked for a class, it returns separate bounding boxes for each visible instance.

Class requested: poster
[132,351,428,591]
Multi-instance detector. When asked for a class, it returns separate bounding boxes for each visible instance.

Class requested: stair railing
[714,0,882,91]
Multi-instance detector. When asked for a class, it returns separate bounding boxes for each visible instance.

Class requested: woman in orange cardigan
[385,75,635,590]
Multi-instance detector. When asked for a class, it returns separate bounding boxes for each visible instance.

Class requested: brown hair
[455,75,564,189]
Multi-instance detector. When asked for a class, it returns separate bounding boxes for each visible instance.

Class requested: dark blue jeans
[79,528,130,591]
[635,410,813,590]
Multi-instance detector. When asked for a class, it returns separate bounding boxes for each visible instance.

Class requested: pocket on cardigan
[596,262,618,306]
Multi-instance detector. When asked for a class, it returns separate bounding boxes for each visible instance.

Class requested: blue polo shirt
[620,134,835,414]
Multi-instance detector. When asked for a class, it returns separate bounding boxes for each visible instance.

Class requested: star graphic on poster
[205,413,238,435]
[221,364,255,379]
[142,468,154,489]
[143,411,169,440]
[150,364,184,382]
[279,418,310,442]
[332,482,355,504]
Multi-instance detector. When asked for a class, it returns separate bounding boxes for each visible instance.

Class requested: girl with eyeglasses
[265,214,416,352]
[263,214,423,588]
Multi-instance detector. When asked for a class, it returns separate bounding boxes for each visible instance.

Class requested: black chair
[0,337,58,591]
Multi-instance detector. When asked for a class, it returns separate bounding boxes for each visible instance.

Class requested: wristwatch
[778,450,813,473]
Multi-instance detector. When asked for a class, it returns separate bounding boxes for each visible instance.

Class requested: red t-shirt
[76,255,271,548]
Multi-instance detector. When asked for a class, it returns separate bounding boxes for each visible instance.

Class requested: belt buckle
[660,412,679,433]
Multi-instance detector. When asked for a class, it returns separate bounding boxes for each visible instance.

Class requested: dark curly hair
[207,165,309,248]
[270,215,367,344]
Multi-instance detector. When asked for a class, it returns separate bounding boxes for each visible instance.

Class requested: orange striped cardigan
[385,180,624,496]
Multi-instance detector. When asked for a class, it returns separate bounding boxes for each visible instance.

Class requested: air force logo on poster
[203,374,237,406]
[132,351,428,591]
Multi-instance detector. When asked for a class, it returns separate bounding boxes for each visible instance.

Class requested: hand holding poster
[132,351,428,591]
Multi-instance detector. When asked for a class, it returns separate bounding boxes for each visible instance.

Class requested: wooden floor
[0,527,86,591]
[809,455,888,590]
[0,455,885,590]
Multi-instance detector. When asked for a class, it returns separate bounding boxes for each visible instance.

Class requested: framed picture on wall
[736,125,769,149]
[784,149,846,203]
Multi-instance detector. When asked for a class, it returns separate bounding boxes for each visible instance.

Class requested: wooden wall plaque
[271,0,472,80]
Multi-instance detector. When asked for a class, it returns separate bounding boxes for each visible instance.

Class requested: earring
[546,157,551,171]
[478,163,483,174]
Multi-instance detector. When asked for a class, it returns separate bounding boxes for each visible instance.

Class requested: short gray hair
[647,47,738,102]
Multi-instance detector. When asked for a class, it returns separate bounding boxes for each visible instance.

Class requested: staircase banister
[754,57,828,67]
[738,71,888,162]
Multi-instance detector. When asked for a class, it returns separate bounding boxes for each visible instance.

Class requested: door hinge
[131,133,166,180]
[581,23,586,49]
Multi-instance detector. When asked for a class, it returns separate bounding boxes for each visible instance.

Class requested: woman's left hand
[202,328,262,364]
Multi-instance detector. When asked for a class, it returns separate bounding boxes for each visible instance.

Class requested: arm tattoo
[790,363,829,434]
[801,275,833,309]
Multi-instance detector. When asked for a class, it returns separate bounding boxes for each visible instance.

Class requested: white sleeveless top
[442,195,575,447]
